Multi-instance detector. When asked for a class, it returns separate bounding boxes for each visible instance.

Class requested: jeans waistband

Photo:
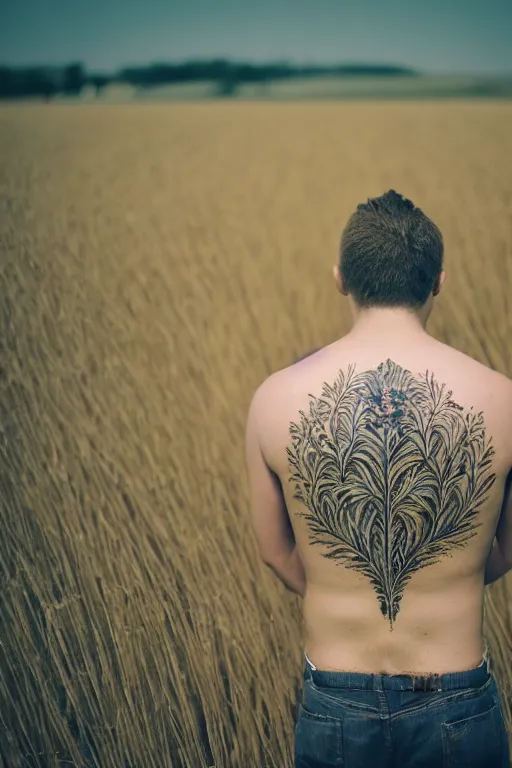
[304,652,491,692]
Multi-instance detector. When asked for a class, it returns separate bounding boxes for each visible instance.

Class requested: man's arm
[245,383,306,598]
[484,538,512,585]
[263,546,306,597]
[485,469,512,586]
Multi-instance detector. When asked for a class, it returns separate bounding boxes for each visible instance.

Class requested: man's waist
[304,650,491,692]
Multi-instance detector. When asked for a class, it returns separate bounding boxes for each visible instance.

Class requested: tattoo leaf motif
[286,359,496,626]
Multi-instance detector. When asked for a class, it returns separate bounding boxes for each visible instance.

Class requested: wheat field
[0,101,511,767]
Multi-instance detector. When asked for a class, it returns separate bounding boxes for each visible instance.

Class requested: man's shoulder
[248,347,327,423]
[248,367,293,414]
[437,342,512,394]
[250,342,512,414]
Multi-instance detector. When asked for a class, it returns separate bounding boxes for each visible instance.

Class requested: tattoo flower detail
[366,387,411,436]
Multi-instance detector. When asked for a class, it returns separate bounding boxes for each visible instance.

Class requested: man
[245,190,511,767]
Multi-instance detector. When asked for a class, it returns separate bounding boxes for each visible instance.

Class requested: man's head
[333,190,445,314]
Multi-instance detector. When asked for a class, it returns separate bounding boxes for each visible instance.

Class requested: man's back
[258,330,512,675]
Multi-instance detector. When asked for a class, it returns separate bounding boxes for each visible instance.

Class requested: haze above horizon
[1,0,511,76]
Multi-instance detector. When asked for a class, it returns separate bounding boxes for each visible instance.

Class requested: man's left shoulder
[248,370,284,419]
[249,363,307,423]
[249,346,329,425]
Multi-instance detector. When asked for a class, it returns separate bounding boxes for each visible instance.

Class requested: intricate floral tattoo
[286,360,496,626]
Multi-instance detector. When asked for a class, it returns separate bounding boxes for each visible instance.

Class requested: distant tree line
[0,63,106,100]
[0,60,419,100]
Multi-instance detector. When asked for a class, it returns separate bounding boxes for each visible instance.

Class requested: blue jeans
[295,654,510,767]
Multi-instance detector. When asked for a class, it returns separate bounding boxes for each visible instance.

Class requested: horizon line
[2,59,512,79]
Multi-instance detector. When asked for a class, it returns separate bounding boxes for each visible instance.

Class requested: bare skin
[245,267,512,676]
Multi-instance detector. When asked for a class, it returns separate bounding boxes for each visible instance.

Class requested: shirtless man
[245,191,511,767]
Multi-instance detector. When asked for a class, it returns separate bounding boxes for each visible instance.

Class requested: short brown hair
[340,190,444,308]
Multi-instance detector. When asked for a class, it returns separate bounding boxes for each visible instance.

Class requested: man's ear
[433,270,446,297]
[332,264,348,295]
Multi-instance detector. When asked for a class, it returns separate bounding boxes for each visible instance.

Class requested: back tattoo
[286,359,496,626]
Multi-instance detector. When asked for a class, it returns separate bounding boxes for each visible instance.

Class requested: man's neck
[347,305,430,342]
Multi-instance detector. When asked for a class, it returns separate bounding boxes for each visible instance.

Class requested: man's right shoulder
[469,355,512,397]
[440,342,512,394]
[449,348,512,456]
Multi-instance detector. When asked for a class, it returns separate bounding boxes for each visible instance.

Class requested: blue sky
[1,0,511,74]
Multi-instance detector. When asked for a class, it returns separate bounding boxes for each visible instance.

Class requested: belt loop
[483,645,492,675]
